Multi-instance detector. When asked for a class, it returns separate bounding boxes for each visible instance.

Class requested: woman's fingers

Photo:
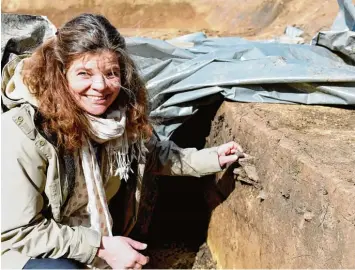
[230,150,244,159]
[229,142,244,153]
[126,254,149,269]
[124,237,149,267]
[217,141,246,167]
[133,262,143,269]
[219,155,239,167]
[135,253,150,265]
[218,141,244,156]
[126,238,148,250]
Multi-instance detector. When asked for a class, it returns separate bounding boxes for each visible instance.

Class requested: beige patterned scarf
[78,109,132,236]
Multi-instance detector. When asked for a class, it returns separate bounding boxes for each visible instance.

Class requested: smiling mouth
[85,94,111,103]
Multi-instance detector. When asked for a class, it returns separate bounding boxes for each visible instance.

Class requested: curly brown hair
[22,13,152,152]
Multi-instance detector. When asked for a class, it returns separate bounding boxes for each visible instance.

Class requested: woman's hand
[217,141,245,167]
[97,236,149,269]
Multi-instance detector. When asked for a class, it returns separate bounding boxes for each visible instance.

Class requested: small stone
[257,190,267,201]
[243,165,259,182]
[233,167,243,175]
[304,211,314,221]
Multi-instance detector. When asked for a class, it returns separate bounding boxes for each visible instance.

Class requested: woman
[1,13,244,269]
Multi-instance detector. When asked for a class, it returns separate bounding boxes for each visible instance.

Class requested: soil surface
[145,242,216,269]
[3,0,354,41]
[206,102,355,268]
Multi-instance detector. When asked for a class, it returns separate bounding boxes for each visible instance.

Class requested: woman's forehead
[69,51,119,70]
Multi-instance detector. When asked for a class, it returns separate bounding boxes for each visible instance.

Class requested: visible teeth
[87,96,106,100]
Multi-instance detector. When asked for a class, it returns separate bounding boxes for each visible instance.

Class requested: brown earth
[2,0,354,41]
[205,102,355,268]
[145,242,216,269]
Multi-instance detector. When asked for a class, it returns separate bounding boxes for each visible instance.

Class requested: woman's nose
[91,76,107,91]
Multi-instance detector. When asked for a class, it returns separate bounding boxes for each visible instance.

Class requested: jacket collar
[1,54,37,111]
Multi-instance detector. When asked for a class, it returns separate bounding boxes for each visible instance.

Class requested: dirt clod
[192,243,217,269]
[304,211,315,221]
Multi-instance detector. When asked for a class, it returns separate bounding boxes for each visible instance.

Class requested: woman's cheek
[70,81,92,94]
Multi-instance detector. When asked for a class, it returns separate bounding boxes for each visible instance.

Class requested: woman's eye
[107,71,120,78]
[78,71,89,76]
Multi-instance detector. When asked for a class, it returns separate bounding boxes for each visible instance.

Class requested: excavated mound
[2,0,348,40]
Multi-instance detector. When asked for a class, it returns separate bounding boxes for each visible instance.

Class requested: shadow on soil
[141,97,227,268]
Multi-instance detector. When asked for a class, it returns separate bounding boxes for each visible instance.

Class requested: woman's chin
[84,105,109,116]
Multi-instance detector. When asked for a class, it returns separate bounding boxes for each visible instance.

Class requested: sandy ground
[2,0,353,41]
[206,102,355,268]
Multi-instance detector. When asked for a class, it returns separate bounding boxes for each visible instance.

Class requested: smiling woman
[21,13,151,152]
[1,13,244,270]
[66,52,122,116]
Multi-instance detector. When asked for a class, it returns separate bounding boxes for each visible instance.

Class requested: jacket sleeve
[1,112,101,264]
[144,131,222,177]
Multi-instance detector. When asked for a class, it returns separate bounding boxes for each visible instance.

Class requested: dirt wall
[2,0,347,40]
[205,102,355,268]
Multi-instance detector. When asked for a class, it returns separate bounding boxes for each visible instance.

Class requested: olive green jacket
[1,56,222,269]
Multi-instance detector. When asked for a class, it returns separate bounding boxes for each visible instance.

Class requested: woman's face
[66,51,121,116]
